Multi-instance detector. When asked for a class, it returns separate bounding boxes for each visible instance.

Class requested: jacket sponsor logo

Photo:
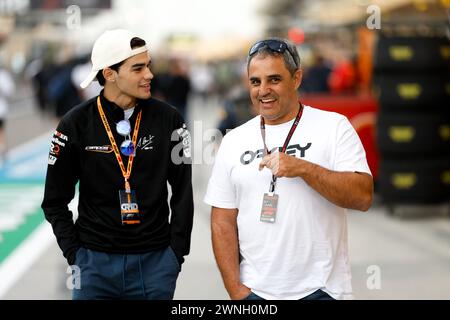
[137,134,154,150]
[54,130,68,141]
[49,143,60,156]
[52,137,66,147]
[48,155,57,165]
[49,130,69,157]
[240,143,312,165]
[85,145,113,153]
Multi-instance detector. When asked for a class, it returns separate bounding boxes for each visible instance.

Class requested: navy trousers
[71,246,180,300]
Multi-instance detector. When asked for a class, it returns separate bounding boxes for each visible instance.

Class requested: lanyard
[260,103,304,193]
[96,97,142,192]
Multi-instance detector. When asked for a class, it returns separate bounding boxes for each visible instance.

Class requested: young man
[205,38,373,300]
[42,29,193,300]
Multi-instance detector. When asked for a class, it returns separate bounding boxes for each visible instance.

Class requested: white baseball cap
[80,29,148,89]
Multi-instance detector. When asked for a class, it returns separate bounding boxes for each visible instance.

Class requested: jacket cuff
[171,246,185,266]
[66,247,79,266]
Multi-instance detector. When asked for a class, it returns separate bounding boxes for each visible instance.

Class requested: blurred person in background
[190,61,214,102]
[214,60,236,97]
[166,57,191,121]
[151,57,191,121]
[71,54,102,101]
[45,55,83,120]
[205,38,373,300]
[29,54,57,118]
[150,56,170,101]
[328,56,357,94]
[217,64,256,136]
[0,58,15,164]
[41,29,193,300]
[301,53,332,93]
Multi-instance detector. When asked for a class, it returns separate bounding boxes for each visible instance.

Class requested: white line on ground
[0,222,54,298]
[0,131,69,298]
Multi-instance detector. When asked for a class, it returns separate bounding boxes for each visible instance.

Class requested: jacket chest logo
[137,134,154,150]
[85,145,113,153]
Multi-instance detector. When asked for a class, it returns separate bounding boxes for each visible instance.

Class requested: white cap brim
[79,45,148,89]
[80,70,98,89]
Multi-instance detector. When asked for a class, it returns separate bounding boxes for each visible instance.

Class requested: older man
[205,38,373,300]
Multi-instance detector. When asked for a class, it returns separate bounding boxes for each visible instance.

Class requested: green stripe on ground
[0,183,45,263]
[0,182,44,188]
[0,207,45,263]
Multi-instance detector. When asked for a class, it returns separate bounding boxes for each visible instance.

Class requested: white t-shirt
[204,105,371,300]
[124,107,134,120]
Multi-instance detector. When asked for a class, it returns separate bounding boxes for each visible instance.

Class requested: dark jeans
[71,246,180,300]
[244,289,335,300]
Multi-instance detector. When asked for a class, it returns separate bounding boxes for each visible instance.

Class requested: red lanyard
[96,97,142,192]
[260,103,304,193]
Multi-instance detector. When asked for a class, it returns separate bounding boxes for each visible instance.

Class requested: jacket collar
[99,90,143,122]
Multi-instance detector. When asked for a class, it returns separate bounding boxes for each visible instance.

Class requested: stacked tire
[373,35,450,206]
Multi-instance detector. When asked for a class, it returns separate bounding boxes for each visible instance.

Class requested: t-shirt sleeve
[203,136,237,209]
[333,116,372,175]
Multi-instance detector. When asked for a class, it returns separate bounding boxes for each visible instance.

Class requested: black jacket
[41,92,193,266]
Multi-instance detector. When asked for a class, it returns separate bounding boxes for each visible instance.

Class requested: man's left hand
[258,152,302,178]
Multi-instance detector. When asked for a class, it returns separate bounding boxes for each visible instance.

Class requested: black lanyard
[260,103,304,193]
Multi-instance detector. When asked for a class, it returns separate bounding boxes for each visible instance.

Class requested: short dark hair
[96,37,146,86]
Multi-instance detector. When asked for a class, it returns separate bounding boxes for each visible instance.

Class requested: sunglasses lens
[248,40,297,68]
[116,120,131,136]
[249,41,264,56]
[267,40,286,53]
[120,140,135,156]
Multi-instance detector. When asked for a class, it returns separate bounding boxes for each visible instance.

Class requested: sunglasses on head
[116,120,135,157]
[248,39,298,69]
